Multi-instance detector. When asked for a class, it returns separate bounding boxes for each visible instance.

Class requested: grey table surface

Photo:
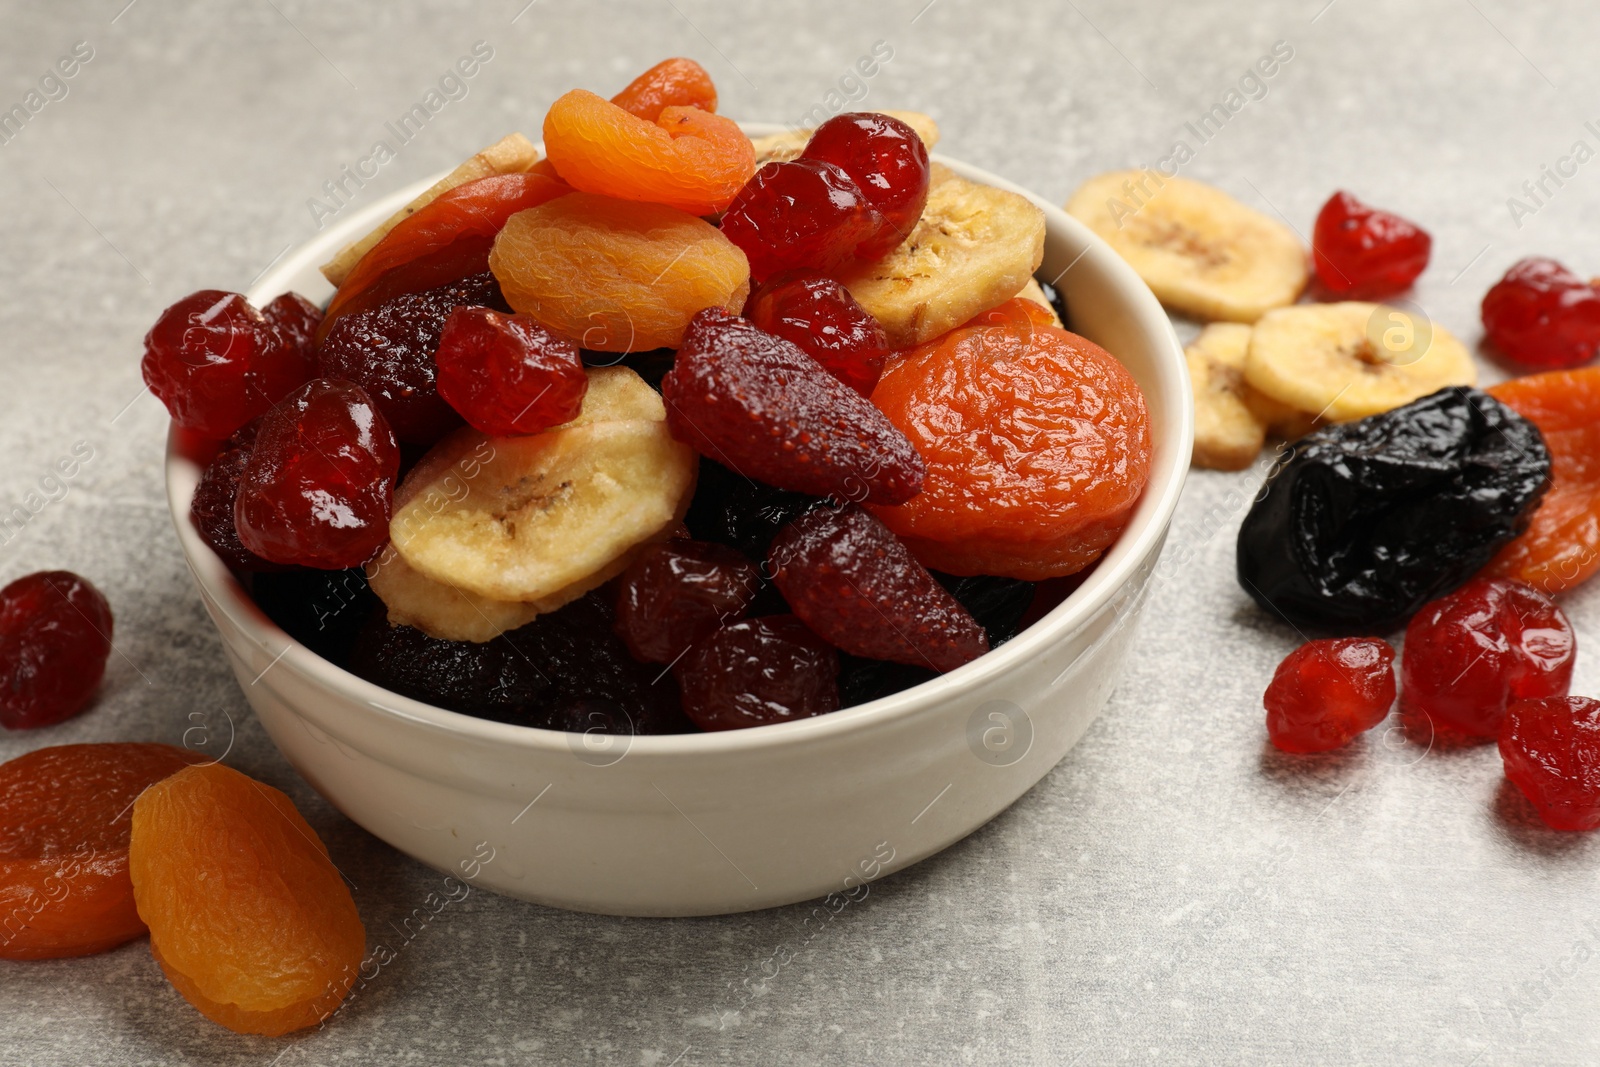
[3,0,1599,1063]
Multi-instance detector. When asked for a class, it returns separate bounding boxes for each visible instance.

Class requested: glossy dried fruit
[491,193,751,352]
[1264,638,1396,753]
[318,273,507,444]
[142,290,314,439]
[434,307,588,435]
[771,505,987,672]
[610,57,717,120]
[1237,387,1551,633]
[662,308,924,503]
[190,423,282,572]
[1311,191,1431,298]
[129,763,365,1036]
[0,743,199,959]
[867,300,1151,580]
[261,292,323,362]
[1484,369,1600,594]
[1500,696,1600,831]
[1481,257,1600,370]
[719,159,884,282]
[542,89,753,215]
[0,571,113,730]
[801,112,931,260]
[613,539,759,663]
[675,614,839,731]
[1401,578,1574,738]
[743,272,889,396]
[234,378,401,570]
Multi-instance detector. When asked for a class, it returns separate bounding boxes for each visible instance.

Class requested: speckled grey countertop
[3,1,1599,1063]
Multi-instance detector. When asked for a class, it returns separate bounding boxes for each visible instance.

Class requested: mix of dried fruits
[1066,165,1600,831]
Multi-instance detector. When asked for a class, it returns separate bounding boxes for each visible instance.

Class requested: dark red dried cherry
[1481,257,1600,370]
[234,379,401,569]
[1401,577,1575,739]
[434,307,588,436]
[743,273,889,396]
[1500,696,1600,831]
[1311,191,1431,298]
[613,539,760,664]
[801,112,930,260]
[675,615,838,731]
[0,571,114,730]
[718,159,884,282]
[1263,637,1396,753]
[261,291,324,363]
[190,424,280,572]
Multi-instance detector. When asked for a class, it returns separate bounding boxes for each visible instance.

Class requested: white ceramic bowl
[164,140,1190,916]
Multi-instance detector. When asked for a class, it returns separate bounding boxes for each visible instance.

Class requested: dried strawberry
[743,272,889,396]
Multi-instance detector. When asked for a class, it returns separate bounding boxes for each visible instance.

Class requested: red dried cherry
[141,291,313,439]
[718,159,884,282]
[771,505,987,673]
[0,571,114,730]
[661,308,923,504]
[234,379,401,569]
[743,273,889,396]
[1263,638,1396,753]
[261,292,323,363]
[434,308,588,436]
[613,539,760,664]
[1481,257,1600,369]
[1500,696,1600,831]
[675,614,839,731]
[1311,191,1431,298]
[801,112,930,260]
[1401,577,1575,739]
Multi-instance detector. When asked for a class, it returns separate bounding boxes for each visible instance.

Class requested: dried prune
[935,572,1035,647]
[1237,387,1551,633]
[836,655,937,709]
[251,567,377,665]
[675,614,838,731]
[682,460,826,560]
[348,612,548,725]
[613,539,759,663]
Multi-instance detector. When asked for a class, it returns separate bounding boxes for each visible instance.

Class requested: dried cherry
[801,112,931,259]
[1500,696,1600,831]
[1264,638,1396,753]
[719,159,885,281]
[613,539,759,664]
[1311,191,1431,298]
[190,424,284,572]
[675,614,839,731]
[1237,387,1551,633]
[261,292,323,362]
[434,307,588,436]
[0,571,113,730]
[1481,257,1600,370]
[743,272,889,396]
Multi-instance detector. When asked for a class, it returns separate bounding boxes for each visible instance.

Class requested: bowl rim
[164,132,1192,759]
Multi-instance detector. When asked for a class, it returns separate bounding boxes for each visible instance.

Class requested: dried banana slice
[840,164,1046,348]
[1244,302,1477,424]
[1065,172,1307,323]
[1014,277,1063,327]
[1186,323,1266,470]
[320,133,539,287]
[366,550,542,643]
[749,111,939,164]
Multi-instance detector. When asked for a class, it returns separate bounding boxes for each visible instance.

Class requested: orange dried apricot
[130,763,365,1036]
[867,298,1152,580]
[610,57,717,121]
[542,89,754,216]
[489,192,750,351]
[0,742,200,960]
[1484,368,1600,594]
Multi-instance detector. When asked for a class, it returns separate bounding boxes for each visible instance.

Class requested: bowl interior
[164,131,1191,757]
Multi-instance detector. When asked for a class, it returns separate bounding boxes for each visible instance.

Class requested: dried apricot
[1485,368,1600,594]
[866,298,1152,580]
[610,57,717,121]
[0,743,199,960]
[542,89,754,216]
[130,763,364,1036]
[489,192,750,351]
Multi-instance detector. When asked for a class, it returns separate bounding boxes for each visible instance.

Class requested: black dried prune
[252,566,377,664]
[348,612,548,725]
[1237,386,1550,633]
[683,460,826,560]
[934,572,1036,647]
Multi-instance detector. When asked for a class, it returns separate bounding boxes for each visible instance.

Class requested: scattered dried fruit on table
[1500,696,1600,831]
[609,57,717,121]
[1065,172,1307,323]
[613,539,759,664]
[1243,302,1475,423]
[1401,577,1574,739]
[675,614,839,731]
[0,743,200,959]
[142,291,314,439]
[841,164,1045,348]
[0,571,114,730]
[720,159,885,281]
[771,505,988,672]
[1484,368,1600,594]
[490,192,750,351]
[801,111,931,259]
[1237,388,1550,633]
[434,307,588,436]
[1481,257,1600,370]
[743,272,890,397]
[234,378,402,570]
[867,299,1151,580]
[542,89,754,216]
[1264,637,1396,753]
[1311,190,1431,298]
[130,763,365,1036]
[662,308,924,504]
[318,272,508,445]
